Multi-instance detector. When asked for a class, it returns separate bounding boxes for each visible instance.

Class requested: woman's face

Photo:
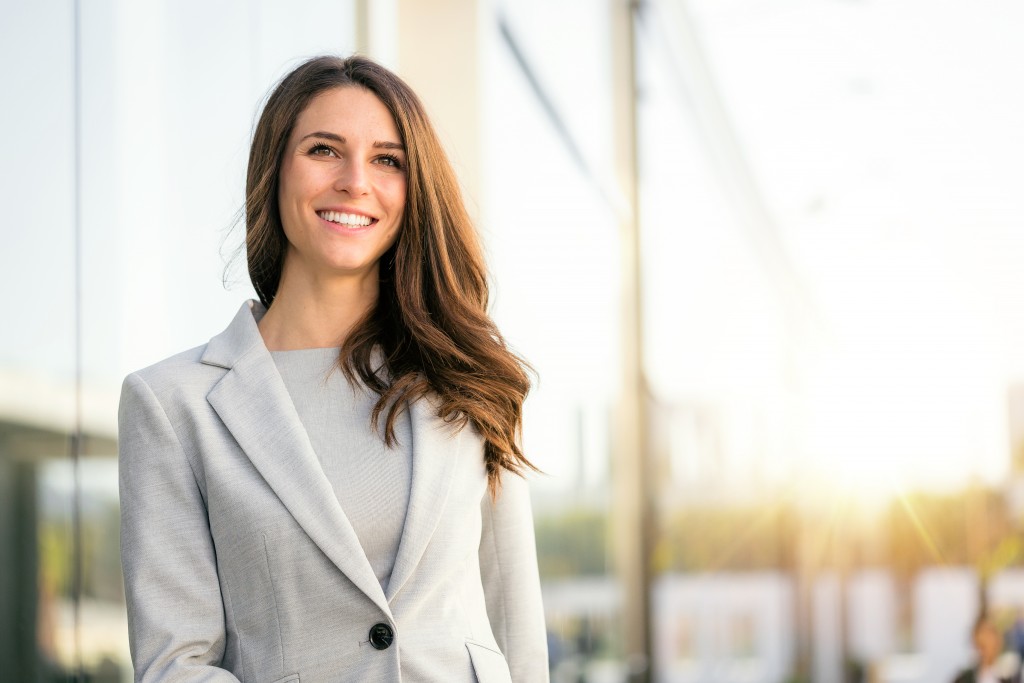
[277,86,407,284]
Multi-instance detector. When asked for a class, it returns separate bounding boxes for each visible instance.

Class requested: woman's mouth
[317,210,376,227]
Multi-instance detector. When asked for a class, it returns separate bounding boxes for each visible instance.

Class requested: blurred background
[2,0,1024,681]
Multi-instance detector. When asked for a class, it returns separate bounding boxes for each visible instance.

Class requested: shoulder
[117,343,230,464]
[121,343,224,410]
[122,299,260,403]
[119,348,228,428]
[132,344,206,378]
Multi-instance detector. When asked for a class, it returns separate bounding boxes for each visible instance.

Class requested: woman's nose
[333,161,370,196]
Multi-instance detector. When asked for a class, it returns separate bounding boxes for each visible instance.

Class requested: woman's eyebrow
[299,131,344,144]
[297,131,404,152]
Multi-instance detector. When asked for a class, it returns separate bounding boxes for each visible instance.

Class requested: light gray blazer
[118,300,549,683]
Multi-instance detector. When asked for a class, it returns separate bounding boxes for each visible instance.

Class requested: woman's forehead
[293,86,399,140]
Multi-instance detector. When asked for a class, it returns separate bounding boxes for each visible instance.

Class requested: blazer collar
[200,299,266,370]
[200,300,463,609]
[201,300,390,615]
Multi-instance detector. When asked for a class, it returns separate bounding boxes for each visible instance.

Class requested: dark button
[368,623,394,650]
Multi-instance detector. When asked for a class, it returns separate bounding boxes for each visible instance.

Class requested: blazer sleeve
[478,472,550,683]
[118,372,241,682]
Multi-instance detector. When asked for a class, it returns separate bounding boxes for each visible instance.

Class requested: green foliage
[534,508,609,577]
[658,503,799,572]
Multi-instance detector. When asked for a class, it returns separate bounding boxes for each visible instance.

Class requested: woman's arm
[119,372,241,682]
[478,472,550,683]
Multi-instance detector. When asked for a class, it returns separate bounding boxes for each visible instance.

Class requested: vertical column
[391,0,484,225]
[610,1,652,681]
[354,0,398,69]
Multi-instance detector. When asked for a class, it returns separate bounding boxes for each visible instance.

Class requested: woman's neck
[257,261,380,351]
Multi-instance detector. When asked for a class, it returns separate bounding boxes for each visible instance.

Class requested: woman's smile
[317,209,376,229]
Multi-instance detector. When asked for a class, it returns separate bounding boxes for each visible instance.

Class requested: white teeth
[318,210,373,227]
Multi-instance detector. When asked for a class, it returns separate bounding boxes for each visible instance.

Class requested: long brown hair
[246,55,535,494]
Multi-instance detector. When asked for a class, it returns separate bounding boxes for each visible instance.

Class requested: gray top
[271,347,412,592]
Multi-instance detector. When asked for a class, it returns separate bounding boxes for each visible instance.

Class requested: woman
[118,55,548,683]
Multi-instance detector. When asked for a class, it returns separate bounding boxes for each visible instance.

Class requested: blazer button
[369,623,394,650]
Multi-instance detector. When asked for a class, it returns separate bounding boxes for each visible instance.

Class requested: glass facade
[3,4,81,679]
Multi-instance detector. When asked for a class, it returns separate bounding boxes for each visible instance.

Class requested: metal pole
[72,0,85,678]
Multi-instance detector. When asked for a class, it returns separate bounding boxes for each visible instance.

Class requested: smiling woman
[260,85,409,350]
[117,55,548,683]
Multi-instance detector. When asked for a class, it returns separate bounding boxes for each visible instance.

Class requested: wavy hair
[245,55,535,494]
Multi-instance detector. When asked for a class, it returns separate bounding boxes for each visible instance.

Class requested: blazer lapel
[201,301,390,617]
[385,394,462,602]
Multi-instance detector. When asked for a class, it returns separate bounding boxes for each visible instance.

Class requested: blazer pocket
[270,675,299,683]
[466,639,512,683]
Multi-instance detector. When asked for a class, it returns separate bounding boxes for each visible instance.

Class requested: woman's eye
[309,143,336,157]
[377,154,403,169]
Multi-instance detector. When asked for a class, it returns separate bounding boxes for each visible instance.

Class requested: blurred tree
[884,486,1017,582]
[534,508,610,577]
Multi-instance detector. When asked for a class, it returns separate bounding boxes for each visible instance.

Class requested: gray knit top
[270,347,413,592]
